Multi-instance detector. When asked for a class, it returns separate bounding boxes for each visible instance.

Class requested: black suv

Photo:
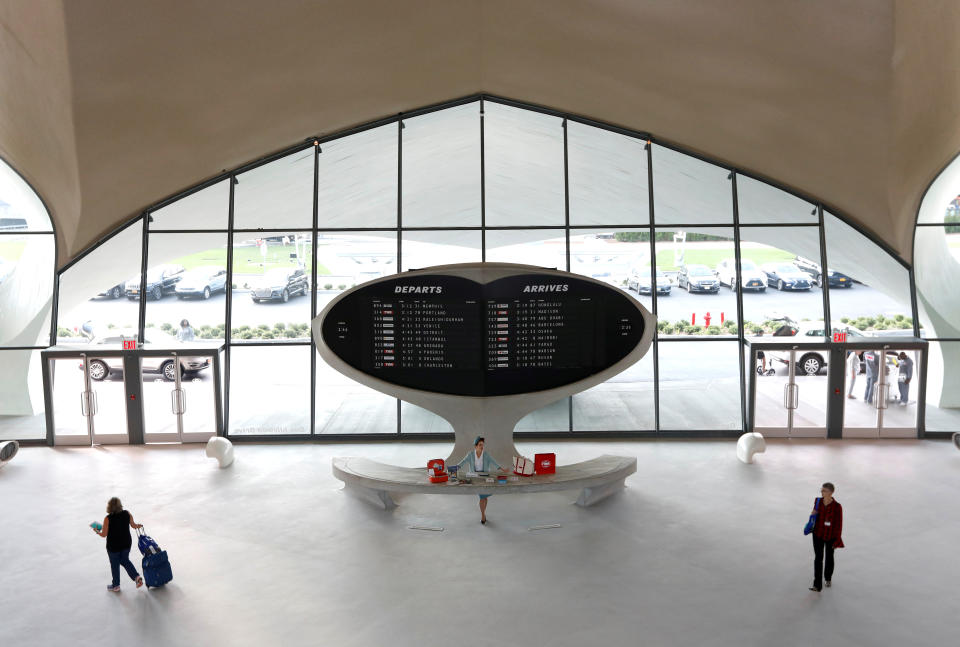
[250,267,310,303]
[125,264,185,300]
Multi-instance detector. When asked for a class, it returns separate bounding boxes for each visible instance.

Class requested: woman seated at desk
[456,436,508,525]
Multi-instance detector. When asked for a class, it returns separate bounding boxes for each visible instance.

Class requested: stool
[205,437,234,468]
[737,432,766,464]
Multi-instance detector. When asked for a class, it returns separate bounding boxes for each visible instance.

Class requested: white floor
[1,439,957,647]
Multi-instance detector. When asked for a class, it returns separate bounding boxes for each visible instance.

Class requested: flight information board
[321,273,645,396]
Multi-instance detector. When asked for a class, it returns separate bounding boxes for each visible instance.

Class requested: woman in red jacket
[810,482,844,592]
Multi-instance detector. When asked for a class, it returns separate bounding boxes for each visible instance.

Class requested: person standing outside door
[863,350,879,404]
[809,482,844,592]
[845,350,859,399]
[896,351,913,405]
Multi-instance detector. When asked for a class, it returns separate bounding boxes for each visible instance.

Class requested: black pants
[812,535,835,588]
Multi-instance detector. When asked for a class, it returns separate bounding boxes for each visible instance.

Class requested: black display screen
[321,273,645,396]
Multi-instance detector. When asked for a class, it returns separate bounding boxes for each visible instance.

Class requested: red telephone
[427,459,448,483]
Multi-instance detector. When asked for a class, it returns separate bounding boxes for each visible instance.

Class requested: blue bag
[803,497,821,535]
[137,527,173,587]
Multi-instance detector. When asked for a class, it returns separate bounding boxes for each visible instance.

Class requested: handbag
[803,497,821,535]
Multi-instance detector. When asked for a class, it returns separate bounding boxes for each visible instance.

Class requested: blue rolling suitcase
[137,527,173,588]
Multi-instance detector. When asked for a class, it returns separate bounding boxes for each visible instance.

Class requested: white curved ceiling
[1,0,958,265]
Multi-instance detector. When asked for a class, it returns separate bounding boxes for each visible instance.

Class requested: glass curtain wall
[49,97,931,440]
[1,157,55,440]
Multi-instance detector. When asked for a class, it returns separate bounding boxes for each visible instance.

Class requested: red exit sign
[832,332,847,343]
[122,340,137,350]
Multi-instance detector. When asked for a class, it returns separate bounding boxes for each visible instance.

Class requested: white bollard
[205,437,235,468]
[736,432,766,464]
[0,440,18,466]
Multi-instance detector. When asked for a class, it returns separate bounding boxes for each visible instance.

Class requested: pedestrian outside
[176,319,195,342]
[863,350,879,403]
[896,352,913,405]
[93,497,144,592]
[845,350,859,399]
[809,482,844,592]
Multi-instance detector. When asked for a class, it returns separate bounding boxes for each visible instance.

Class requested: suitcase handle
[136,526,146,537]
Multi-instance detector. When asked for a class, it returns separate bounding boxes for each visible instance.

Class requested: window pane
[145,233,227,340]
[400,230,481,271]
[925,341,960,431]
[0,233,54,346]
[400,402,453,434]
[573,351,654,430]
[736,175,818,224]
[569,229,651,309]
[0,349,45,440]
[658,341,741,430]
[824,212,914,335]
[315,363,396,434]
[914,225,960,338]
[655,228,736,337]
[57,221,142,342]
[316,232,397,308]
[485,229,566,270]
[402,102,481,227]
[228,345,310,435]
[568,122,649,225]
[484,102,564,226]
[150,180,228,230]
[737,226,823,335]
[652,144,732,225]
[0,157,52,232]
[234,149,314,229]
[318,124,397,228]
[514,399,569,432]
[230,233,312,342]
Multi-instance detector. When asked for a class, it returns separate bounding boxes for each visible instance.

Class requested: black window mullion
[647,138,661,433]
[223,176,236,436]
[310,140,320,437]
[731,171,747,433]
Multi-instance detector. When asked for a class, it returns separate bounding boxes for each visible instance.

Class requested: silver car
[175,266,227,300]
[80,329,211,381]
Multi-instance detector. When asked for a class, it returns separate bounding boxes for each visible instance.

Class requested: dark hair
[180,319,190,327]
[822,482,835,493]
[107,497,123,514]
[474,436,485,446]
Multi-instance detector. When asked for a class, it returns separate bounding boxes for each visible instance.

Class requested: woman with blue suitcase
[92,497,144,592]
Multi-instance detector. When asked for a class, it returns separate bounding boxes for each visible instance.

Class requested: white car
[763,321,869,375]
[79,329,211,381]
[175,266,227,300]
[715,258,767,292]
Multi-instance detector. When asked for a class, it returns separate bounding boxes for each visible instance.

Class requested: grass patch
[161,245,330,275]
[655,248,795,271]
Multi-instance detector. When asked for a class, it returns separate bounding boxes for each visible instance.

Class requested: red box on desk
[534,453,555,475]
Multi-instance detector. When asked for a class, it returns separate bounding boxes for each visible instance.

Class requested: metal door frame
[747,344,825,438]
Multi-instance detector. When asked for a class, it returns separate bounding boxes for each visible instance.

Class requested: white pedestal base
[575,477,626,507]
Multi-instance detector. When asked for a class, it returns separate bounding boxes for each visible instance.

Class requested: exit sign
[122,340,137,350]
[832,332,847,343]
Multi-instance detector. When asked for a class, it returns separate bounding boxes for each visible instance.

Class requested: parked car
[715,258,767,292]
[125,264,185,300]
[627,267,671,295]
[97,282,125,299]
[765,321,870,375]
[175,266,227,300]
[760,262,812,291]
[793,256,855,288]
[677,264,720,293]
[79,329,211,381]
[250,267,309,303]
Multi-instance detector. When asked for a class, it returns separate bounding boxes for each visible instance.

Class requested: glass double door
[842,347,920,438]
[753,349,828,437]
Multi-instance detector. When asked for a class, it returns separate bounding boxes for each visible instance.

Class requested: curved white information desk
[333,455,638,509]
[314,262,654,509]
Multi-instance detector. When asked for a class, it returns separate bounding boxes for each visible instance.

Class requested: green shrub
[894,313,905,322]
[657,320,670,332]
[240,331,254,340]
[324,283,333,290]
[689,325,704,335]
[257,324,269,331]
[659,324,675,335]
[897,319,912,329]
[338,284,347,290]
[237,325,250,332]
[284,329,299,338]
[840,317,849,324]
[274,322,286,331]
[706,325,721,335]
[261,331,274,339]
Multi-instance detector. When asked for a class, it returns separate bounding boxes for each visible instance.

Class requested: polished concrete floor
[1,439,957,647]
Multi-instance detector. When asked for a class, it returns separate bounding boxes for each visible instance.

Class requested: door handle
[170,388,185,415]
[791,384,799,409]
[783,383,790,409]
